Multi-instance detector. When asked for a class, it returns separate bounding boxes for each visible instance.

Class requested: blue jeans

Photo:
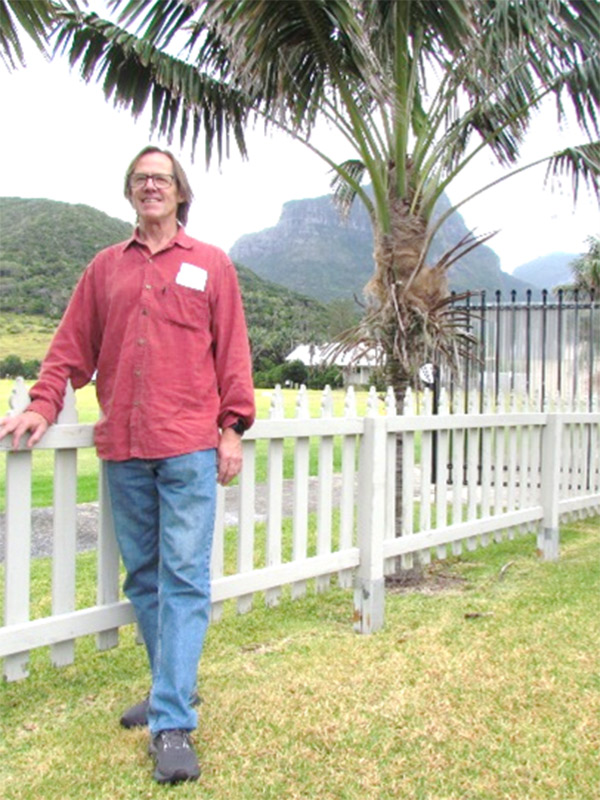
[105,450,217,734]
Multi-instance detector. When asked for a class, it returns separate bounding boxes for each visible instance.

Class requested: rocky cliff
[229,191,536,302]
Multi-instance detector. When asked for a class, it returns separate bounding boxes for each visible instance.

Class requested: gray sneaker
[149,729,200,784]
[120,692,201,728]
[120,695,150,728]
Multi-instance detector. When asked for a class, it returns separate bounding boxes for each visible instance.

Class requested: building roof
[285,343,382,368]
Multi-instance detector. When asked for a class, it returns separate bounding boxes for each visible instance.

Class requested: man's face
[128,152,184,226]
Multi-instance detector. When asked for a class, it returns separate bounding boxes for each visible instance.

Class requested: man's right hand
[0,411,49,450]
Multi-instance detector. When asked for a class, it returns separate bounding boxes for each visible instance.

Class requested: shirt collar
[121,225,194,255]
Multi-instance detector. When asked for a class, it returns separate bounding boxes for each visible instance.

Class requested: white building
[285,343,382,386]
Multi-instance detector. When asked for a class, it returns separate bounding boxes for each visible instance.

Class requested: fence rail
[1,380,599,681]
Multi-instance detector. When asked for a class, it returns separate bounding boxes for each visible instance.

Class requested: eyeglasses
[130,173,175,190]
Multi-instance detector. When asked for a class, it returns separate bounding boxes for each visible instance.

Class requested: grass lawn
[0,519,598,799]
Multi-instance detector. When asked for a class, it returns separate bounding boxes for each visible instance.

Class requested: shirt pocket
[160,283,210,331]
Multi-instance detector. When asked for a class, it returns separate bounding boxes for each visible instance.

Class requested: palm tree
[3,1,599,540]
[0,0,76,69]
[559,234,600,297]
[5,0,597,396]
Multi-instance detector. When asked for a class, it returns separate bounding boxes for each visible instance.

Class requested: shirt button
[134,369,141,377]
[137,338,146,346]
[133,400,140,407]
[141,308,148,316]
[144,283,152,290]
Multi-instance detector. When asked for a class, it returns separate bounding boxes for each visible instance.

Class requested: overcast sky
[1,34,598,276]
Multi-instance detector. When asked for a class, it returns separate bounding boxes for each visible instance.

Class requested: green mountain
[229,191,537,301]
[0,197,330,369]
[0,197,134,317]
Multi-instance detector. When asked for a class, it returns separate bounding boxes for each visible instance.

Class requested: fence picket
[493,392,506,541]
[418,390,433,565]
[506,392,518,540]
[338,387,357,589]
[291,386,310,600]
[3,450,32,680]
[265,387,285,607]
[480,391,493,546]
[435,389,449,560]
[210,485,226,623]
[529,390,543,532]
[366,386,379,417]
[316,386,334,592]
[384,388,397,568]
[96,461,121,651]
[451,389,465,555]
[575,396,586,515]
[51,383,78,667]
[463,393,478,551]
[237,440,256,614]
[518,393,532,536]
[400,388,415,569]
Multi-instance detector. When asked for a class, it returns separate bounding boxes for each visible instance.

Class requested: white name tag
[175,263,208,291]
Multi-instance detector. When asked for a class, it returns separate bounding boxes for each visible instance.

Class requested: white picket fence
[1,379,599,681]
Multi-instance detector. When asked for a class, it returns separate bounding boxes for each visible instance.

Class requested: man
[0,146,255,784]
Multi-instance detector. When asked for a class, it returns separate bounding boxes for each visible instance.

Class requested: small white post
[539,413,561,560]
[354,416,386,634]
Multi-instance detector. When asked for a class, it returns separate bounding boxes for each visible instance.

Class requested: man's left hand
[217,427,243,485]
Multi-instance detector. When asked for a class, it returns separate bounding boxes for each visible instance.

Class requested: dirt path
[0,478,345,561]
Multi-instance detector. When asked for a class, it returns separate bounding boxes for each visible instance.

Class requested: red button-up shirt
[28,228,255,461]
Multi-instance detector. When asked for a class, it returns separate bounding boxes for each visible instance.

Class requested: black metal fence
[441,289,598,412]
[419,289,599,489]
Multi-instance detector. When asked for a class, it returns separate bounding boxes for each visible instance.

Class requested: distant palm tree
[558,234,600,297]
[4,0,598,396]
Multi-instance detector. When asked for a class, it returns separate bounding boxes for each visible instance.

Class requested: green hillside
[0,197,331,369]
[0,197,133,317]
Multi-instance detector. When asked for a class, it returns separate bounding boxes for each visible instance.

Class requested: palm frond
[110,0,196,48]
[330,159,368,218]
[52,9,250,163]
[432,229,499,275]
[0,0,77,69]
[545,142,600,204]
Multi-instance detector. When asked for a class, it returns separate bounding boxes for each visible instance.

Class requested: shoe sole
[153,767,200,784]
[120,716,147,729]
